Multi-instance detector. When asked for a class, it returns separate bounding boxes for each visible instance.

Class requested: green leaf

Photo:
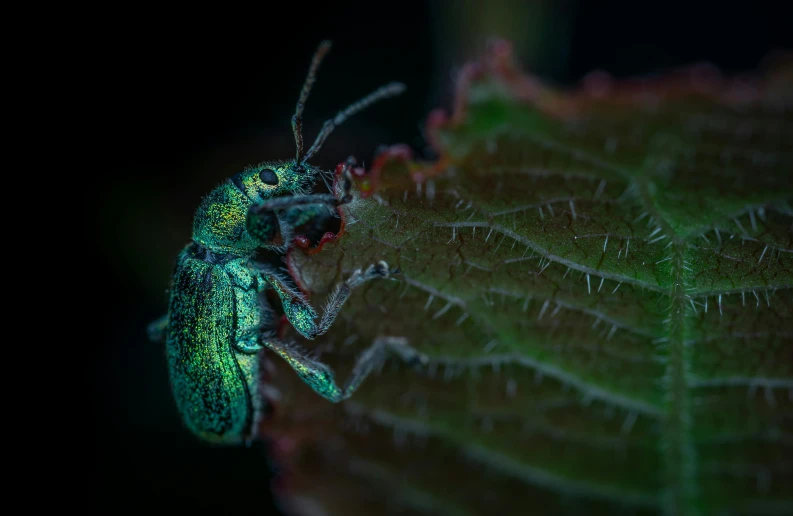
[266,41,793,516]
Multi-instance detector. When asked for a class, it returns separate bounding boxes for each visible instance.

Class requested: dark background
[96,1,791,512]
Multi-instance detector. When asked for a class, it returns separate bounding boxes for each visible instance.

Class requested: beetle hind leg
[263,336,425,403]
[234,337,264,354]
[147,315,168,343]
[339,337,427,401]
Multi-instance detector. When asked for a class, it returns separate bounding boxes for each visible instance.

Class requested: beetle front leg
[246,163,356,247]
[259,262,394,340]
[147,315,169,343]
[263,336,426,402]
[246,193,341,247]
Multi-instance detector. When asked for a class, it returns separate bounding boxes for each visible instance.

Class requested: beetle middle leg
[258,261,396,340]
[263,336,426,403]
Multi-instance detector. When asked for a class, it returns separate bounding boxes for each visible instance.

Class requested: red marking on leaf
[358,143,414,197]
[330,162,349,232]
[425,108,448,154]
[293,235,311,249]
[293,232,340,255]
[581,70,613,98]
[450,61,485,125]
[428,37,792,141]
[362,143,449,194]
[315,231,339,249]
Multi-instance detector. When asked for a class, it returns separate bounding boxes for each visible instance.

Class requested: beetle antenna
[293,40,332,164]
[303,82,406,163]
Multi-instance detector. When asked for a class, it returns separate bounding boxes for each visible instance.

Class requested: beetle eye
[259,168,279,186]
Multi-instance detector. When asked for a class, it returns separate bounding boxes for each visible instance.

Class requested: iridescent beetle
[149,41,425,445]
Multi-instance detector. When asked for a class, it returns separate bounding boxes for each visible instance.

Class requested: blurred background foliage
[96,1,791,512]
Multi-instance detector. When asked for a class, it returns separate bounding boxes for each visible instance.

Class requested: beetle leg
[339,336,427,399]
[263,336,425,403]
[147,315,169,343]
[247,192,343,247]
[250,192,341,215]
[234,337,263,354]
[247,160,357,249]
[258,261,395,340]
[281,202,336,229]
[246,168,355,246]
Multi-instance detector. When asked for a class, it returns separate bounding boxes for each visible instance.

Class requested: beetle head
[231,161,319,202]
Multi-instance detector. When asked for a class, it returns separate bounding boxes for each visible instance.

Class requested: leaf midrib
[636,177,698,515]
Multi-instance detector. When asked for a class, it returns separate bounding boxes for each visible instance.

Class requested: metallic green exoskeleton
[148,41,425,445]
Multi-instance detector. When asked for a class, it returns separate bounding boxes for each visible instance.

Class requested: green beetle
[149,41,425,445]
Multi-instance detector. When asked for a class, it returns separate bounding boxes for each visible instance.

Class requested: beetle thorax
[192,181,259,256]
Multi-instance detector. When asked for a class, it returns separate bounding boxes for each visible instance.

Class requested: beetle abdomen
[166,251,252,443]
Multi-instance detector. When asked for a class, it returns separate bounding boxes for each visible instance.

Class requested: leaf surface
[264,41,793,516]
